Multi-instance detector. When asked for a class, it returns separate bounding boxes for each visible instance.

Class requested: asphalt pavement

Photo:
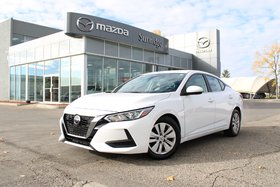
[0,100,280,187]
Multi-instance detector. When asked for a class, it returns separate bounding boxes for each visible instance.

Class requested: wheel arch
[233,106,242,121]
[158,113,181,132]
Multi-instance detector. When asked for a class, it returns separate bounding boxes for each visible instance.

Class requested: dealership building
[0,12,220,103]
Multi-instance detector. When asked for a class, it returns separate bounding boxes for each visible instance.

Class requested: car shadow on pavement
[89,126,280,166]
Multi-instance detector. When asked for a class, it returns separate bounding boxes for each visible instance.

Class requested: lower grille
[64,114,94,137]
[62,124,97,147]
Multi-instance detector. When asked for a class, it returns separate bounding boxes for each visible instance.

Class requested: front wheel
[148,116,180,160]
[224,109,241,137]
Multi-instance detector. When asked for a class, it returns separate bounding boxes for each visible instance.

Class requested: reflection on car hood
[65,93,170,115]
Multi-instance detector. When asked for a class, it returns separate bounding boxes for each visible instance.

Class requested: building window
[60,58,70,102]
[144,64,153,73]
[118,60,130,85]
[105,41,118,57]
[45,59,60,75]
[188,59,192,69]
[71,56,82,102]
[156,66,169,71]
[173,56,180,67]
[180,58,189,69]
[10,67,15,100]
[36,62,44,102]
[87,56,103,94]
[165,55,172,66]
[15,66,21,100]
[86,38,104,55]
[104,58,117,92]
[132,47,143,61]
[11,33,35,46]
[144,50,154,63]
[155,53,164,65]
[28,63,36,101]
[119,44,131,59]
[131,62,143,78]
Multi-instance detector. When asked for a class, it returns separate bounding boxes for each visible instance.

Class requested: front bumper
[59,113,154,154]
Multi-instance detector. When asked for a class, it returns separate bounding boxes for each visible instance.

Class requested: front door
[44,75,59,102]
[183,74,216,136]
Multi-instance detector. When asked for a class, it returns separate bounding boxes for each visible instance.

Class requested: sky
[0,0,279,77]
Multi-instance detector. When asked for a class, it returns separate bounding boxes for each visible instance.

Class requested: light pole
[275,52,279,99]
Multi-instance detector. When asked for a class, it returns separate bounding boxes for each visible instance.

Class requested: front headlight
[104,106,154,122]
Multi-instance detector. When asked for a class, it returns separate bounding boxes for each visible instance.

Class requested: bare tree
[252,43,280,99]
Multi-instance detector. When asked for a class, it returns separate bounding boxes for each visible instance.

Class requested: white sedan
[59,70,243,159]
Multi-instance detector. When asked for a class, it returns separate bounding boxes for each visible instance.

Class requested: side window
[218,80,226,90]
[205,75,222,92]
[185,74,208,92]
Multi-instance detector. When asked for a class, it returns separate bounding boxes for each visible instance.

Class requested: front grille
[63,114,94,137]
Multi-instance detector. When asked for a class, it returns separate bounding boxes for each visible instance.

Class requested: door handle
[208,98,214,103]
[229,95,233,99]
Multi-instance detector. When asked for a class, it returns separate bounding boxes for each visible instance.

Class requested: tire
[148,116,180,160]
[224,109,241,137]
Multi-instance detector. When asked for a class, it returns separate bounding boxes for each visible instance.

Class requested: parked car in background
[59,70,243,159]
[241,92,266,99]
[253,92,266,99]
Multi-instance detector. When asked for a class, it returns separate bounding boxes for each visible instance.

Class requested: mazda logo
[197,37,210,48]
[76,17,94,32]
[73,115,81,125]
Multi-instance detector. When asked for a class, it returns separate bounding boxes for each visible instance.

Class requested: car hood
[64,93,170,116]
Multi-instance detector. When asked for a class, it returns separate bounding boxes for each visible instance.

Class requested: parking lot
[0,100,280,187]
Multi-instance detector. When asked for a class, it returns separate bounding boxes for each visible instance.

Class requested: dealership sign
[76,17,129,36]
[196,37,212,53]
[66,12,168,53]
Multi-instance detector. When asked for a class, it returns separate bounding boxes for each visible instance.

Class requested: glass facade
[9,32,192,103]
[10,55,83,103]
[86,55,153,94]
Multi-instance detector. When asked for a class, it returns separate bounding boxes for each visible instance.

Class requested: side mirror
[186,86,203,95]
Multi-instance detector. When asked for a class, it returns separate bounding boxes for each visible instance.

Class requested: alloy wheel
[149,122,176,155]
[232,112,240,134]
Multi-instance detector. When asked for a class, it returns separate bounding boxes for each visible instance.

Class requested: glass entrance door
[44,75,59,102]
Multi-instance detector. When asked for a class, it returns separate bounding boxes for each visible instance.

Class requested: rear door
[204,75,232,128]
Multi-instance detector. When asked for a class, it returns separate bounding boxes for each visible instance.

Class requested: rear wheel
[148,116,180,159]
[224,109,241,137]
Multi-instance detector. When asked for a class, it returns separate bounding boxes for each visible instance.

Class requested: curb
[0,101,67,109]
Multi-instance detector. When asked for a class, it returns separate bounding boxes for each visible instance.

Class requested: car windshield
[114,73,187,93]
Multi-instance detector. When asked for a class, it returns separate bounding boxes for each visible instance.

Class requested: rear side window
[218,80,226,90]
[205,75,222,92]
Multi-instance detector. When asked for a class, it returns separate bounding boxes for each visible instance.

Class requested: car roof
[144,70,218,78]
